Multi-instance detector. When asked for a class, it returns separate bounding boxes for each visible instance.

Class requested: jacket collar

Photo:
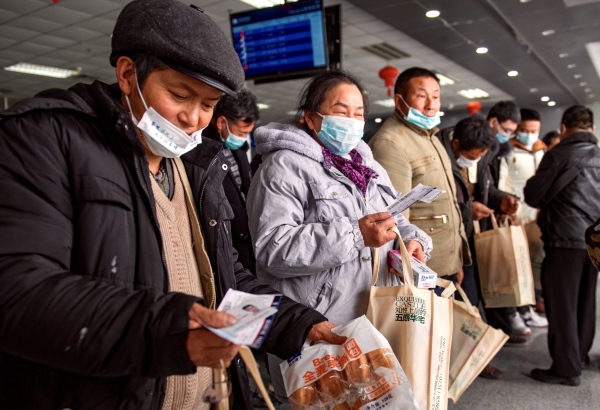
[511,138,547,153]
[392,110,439,137]
[559,131,598,146]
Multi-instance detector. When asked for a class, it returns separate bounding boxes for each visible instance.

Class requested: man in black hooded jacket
[526,105,600,386]
[0,1,342,408]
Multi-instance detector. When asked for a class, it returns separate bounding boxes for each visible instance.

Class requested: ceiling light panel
[374,99,396,107]
[3,62,81,78]
[436,73,456,86]
[457,88,490,99]
[240,0,285,8]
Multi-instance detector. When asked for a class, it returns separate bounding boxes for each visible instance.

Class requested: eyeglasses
[202,359,233,404]
[498,122,516,138]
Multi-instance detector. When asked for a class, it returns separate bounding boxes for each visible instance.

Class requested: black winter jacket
[203,124,256,275]
[438,127,508,235]
[524,132,600,249]
[0,81,326,409]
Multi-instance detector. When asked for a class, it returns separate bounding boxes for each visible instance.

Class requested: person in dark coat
[526,105,600,386]
[0,1,342,408]
[438,117,503,303]
[477,102,528,342]
[203,89,258,274]
[438,116,510,379]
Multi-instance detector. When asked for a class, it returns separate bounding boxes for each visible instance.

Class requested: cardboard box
[388,250,438,289]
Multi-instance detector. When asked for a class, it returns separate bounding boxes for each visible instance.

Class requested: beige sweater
[151,165,211,410]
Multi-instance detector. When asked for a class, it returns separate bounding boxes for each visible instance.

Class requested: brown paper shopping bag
[367,227,454,410]
[448,284,508,402]
[473,214,536,308]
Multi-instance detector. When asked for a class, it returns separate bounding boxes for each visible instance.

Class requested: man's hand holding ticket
[204,289,281,348]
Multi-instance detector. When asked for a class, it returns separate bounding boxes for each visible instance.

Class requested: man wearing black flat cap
[0,0,341,408]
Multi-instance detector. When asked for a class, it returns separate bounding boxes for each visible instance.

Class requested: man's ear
[394,94,407,116]
[115,56,136,97]
[214,115,227,132]
[560,123,567,138]
[450,138,462,158]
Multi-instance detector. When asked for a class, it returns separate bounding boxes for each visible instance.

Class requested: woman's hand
[405,240,426,263]
[358,212,397,247]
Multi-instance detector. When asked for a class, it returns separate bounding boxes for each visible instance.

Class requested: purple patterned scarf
[322,147,378,195]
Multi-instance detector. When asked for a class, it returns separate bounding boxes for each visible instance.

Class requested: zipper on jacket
[410,214,448,224]
[150,377,164,410]
[198,152,221,222]
[133,153,169,288]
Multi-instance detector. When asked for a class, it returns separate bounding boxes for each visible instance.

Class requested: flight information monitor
[230,0,328,80]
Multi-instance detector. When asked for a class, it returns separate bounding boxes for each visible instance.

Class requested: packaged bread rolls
[317,370,345,399]
[289,382,317,409]
[366,348,394,371]
[343,355,373,385]
[280,316,419,410]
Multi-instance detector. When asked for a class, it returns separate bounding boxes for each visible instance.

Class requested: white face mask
[125,76,205,158]
[456,154,480,169]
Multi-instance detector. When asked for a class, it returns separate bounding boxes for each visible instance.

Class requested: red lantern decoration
[466,101,482,116]
[378,65,399,97]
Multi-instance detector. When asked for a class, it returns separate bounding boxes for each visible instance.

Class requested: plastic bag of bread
[281,316,419,410]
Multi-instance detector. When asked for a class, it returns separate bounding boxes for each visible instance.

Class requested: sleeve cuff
[350,218,365,252]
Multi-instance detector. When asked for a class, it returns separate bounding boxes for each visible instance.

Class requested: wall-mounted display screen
[230,0,328,81]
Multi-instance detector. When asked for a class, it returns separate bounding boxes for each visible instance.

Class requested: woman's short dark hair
[296,70,368,121]
[561,105,594,130]
[131,53,168,89]
[453,116,495,151]
[487,101,521,124]
[214,89,259,124]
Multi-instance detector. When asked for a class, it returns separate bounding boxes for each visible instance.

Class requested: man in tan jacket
[369,67,471,281]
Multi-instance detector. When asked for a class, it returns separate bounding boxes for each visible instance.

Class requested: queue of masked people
[1,0,599,409]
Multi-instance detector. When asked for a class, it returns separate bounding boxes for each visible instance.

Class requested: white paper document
[385,183,445,216]
[204,289,281,348]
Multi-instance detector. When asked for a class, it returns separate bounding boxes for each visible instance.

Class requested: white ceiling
[1,0,514,122]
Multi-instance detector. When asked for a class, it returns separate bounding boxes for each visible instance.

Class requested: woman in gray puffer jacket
[246,71,432,401]
[248,71,433,324]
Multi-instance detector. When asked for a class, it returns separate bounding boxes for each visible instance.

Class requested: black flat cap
[110,0,244,95]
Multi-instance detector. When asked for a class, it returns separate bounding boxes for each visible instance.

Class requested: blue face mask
[316,113,365,156]
[399,95,440,130]
[516,132,539,147]
[222,120,247,150]
[495,130,511,144]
